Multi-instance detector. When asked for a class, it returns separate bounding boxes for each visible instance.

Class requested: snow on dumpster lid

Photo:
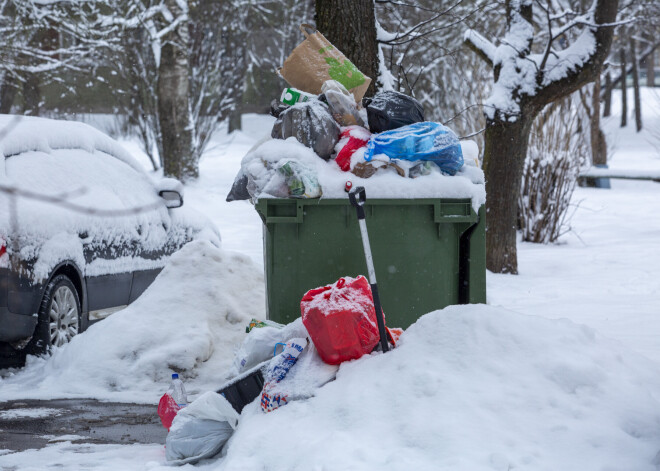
[0,114,145,175]
[248,137,486,212]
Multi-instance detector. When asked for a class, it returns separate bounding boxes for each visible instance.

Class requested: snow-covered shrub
[518,97,588,243]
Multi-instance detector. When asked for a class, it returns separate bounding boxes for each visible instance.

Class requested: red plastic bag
[335,126,371,172]
[301,276,381,365]
[158,393,181,431]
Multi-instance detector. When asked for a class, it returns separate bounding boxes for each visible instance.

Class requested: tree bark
[591,77,608,165]
[603,72,612,117]
[483,115,535,274]
[22,73,41,116]
[620,48,627,128]
[315,0,379,96]
[158,0,196,181]
[647,49,655,88]
[0,76,18,114]
[630,38,642,132]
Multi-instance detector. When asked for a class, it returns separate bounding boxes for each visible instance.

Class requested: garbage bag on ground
[165,391,240,465]
[334,126,371,172]
[158,393,180,431]
[364,122,464,176]
[301,276,382,365]
[364,90,425,133]
[279,24,372,102]
[233,317,309,374]
[321,80,365,127]
[271,100,340,161]
[260,337,308,412]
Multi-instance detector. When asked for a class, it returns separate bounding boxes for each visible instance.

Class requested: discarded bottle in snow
[167,373,188,408]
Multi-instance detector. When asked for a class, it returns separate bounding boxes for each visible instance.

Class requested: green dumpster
[255,197,486,329]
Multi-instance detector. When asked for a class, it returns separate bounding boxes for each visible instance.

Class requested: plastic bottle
[167,373,188,408]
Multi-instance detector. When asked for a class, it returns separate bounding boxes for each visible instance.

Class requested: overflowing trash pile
[227,25,484,208]
[159,274,401,465]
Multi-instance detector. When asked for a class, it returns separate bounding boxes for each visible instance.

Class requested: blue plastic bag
[364,122,464,175]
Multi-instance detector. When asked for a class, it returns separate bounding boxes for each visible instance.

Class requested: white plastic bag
[165,391,240,465]
[322,80,365,127]
[233,318,308,374]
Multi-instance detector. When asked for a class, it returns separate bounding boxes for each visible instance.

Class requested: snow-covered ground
[1,88,659,470]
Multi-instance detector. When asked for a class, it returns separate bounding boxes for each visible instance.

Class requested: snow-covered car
[0,115,219,358]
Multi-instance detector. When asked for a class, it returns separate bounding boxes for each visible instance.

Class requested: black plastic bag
[271,101,340,161]
[226,171,249,202]
[270,99,290,119]
[363,90,425,133]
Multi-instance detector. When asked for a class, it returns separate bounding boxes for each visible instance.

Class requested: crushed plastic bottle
[167,373,188,408]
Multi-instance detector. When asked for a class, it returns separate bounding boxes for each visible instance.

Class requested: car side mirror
[156,177,184,209]
[159,190,183,208]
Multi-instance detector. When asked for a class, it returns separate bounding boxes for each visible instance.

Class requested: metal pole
[349,187,389,353]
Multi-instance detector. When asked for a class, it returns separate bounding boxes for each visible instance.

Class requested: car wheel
[27,275,81,355]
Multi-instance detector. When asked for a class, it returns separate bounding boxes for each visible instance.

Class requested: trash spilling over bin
[227,23,486,329]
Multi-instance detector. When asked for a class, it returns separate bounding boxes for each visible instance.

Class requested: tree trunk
[22,73,41,116]
[647,49,655,88]
[483,115,535,274]
[603,72,612,117]
[620,48,627,128]
[630,38,642,132]
[315,0,379,96]
[0,76,18,114]
[157,1,196,181]
[591,78,607,166]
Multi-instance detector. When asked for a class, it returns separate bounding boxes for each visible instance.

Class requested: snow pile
[220,305,660,471]
[0,240,265,403]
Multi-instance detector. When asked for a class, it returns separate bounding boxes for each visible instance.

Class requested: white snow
[0,407,65,419]
[218,306,660,471]
[1,88,660,470]
[0,240,265,403]
[0,115,144,174]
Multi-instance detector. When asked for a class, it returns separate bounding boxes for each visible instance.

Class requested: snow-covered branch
[463,29,496,67]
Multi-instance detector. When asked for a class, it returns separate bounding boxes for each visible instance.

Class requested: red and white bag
[301,276,384,365]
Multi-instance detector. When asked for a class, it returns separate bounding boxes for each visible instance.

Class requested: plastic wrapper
[260,337,308,412]
[271,101,340,160]
[233,318,308,374]
[166,392,240,465]
[245,158,321,201]
[364,90,425,133]
[364,122,464,176]
[321,80,365,127]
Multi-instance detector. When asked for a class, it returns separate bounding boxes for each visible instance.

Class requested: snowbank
[0,240,265,403]
[220,305,660,471]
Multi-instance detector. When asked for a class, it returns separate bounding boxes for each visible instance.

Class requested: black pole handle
[348,186,366,219]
